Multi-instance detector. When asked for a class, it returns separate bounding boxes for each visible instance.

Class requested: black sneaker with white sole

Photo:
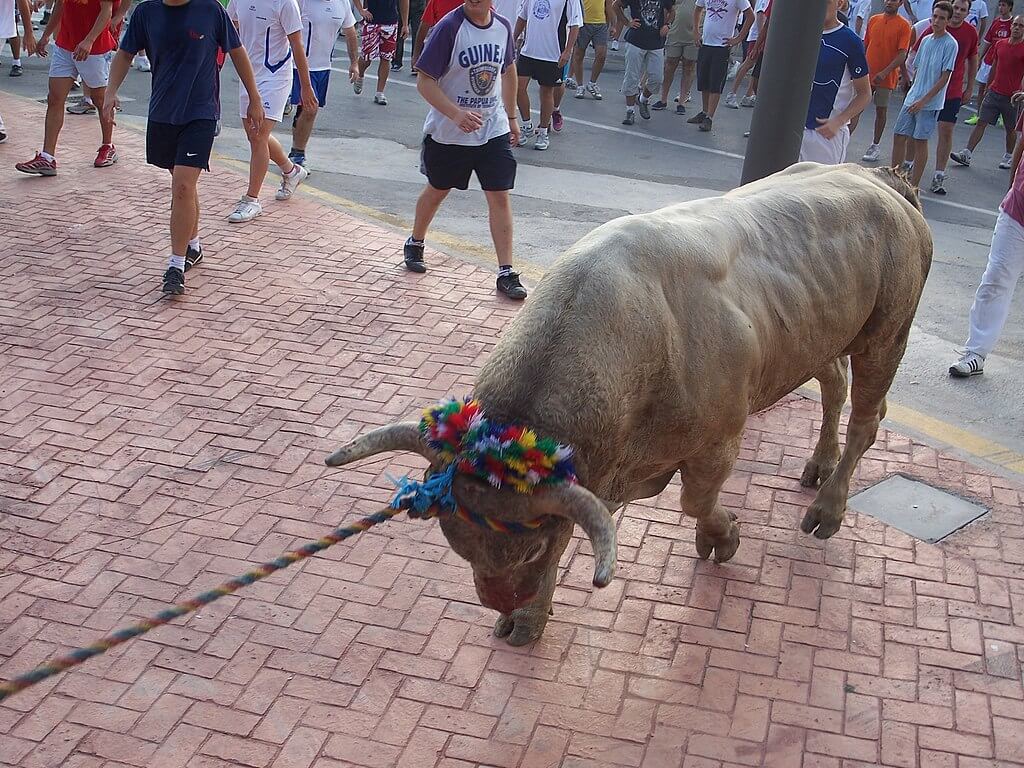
[404,236,426,273]
[162,267,185,295]
[184,245,203,271]
[496,271,527,300]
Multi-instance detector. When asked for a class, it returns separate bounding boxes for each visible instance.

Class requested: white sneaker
[133,54,151,72]
[353,78,364,95]
[534,129,550,150]
[610,39,619,50]
[565,76,577,89]
[740,95,756,107]
[587,82,602,100]
[518,120,533,146]
[862,144,880,162]
[949,350,984,377]
[950,148,972,167]
[228,196,262,223]
[724,93,739,109]
[574,85,585,99]
[275,163,309,201]
[727,60,740,80]
[373,92,387,106]
[1000,152,1013,169]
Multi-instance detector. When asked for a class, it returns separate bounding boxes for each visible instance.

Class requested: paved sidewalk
[1,95,1023,768]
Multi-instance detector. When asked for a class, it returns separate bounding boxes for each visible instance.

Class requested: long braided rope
[0,506,405,703]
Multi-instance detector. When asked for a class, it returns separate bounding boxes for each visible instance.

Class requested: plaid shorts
[361,23,398,61]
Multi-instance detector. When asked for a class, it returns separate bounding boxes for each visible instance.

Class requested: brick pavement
[1,94,1023,768]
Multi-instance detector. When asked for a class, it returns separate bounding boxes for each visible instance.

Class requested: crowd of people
[0,0,1021,374]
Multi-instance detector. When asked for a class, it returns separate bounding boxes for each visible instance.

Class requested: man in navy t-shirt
[102,0,266,297]
[798,0,871,164]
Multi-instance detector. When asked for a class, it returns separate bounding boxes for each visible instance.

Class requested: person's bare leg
[484,190,513,266]
[517,76,531,121]
[90,86,114,145]
[292,107,316,152]
[680,59,695,102]
[706,92,721,117]
[42,77,75,155]
[661,55,679,103]
[910,138,929,187]
[873,105,888,144]
[539,84,554,128]
[170,165,202,257]
[377,58,391,92]
[1006,124,1017,154]
[891,133,908,167]
[412,184,450,241]
[244,118,280,198]
[966,121,988,151]
[591,45,606,80]
[571,45,585,85]
[267,133,293,173]
[935,121,954,173]
[9,34,20,60]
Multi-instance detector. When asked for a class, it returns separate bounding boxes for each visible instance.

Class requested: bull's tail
[872,166,922,211]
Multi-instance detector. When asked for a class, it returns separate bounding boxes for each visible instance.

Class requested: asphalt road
[3,46,1023,472]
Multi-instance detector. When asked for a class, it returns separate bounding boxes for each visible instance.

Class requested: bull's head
[325,422,617,645]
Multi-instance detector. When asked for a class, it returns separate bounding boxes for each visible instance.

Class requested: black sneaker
[675,104,686,115]
[403,237,426,273]
[700,115,713,132]
[686,111,706,124]
[392,62,403,71]
[651,100,667,111]
[162,267,185,295]
[184,245,203,272]
[496,271,527,300]
[638,100,651,120]
[10,64,22,77]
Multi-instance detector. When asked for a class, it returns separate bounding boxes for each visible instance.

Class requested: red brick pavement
[2,94,1023,768]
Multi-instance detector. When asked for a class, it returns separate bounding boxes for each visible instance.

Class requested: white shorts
[799,126,851,165]
[240,76,292,123]
[48,45,111,88]
[977,61,993,84]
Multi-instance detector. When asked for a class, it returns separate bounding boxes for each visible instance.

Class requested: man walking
[690,0,752,132]
[15,0,119,176]
[103,0,265,295]
[799,0,870,164]
[968,0,1013,125]
[861,0,912,162]
[950,16,1024,170]
[286,0,359,169]
[353,0,410,104]
[891,0,956,188]
[949,104,1024,378]
[723,0,767,109]
[403,0,527,300]
[614,0,674,125]
[226,0,318,223]
[570,0,608,99]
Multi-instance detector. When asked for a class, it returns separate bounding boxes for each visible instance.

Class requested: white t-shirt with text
[229,0,304,82]
[296,0,356,71]
[697,0,751,47]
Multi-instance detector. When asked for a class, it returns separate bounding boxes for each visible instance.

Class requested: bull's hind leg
[680,435,743,563]
[800,357,850,488]
[800,324,910,539]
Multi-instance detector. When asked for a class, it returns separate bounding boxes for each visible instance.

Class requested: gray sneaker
[622,110,635,125]
[638,100,651,120]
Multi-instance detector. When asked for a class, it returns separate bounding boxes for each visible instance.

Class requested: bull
[326,163,932,646]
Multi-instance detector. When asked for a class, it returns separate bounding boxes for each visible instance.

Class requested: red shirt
[56,0,117,54]
[1002,138,1024,226]
[421,0,464,27]
[917,21,979,100]
[989,38,1024,96]
[985,16,1014,64]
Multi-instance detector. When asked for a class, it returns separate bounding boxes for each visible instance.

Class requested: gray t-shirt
[667,0,696,44]
[905,30,958,112]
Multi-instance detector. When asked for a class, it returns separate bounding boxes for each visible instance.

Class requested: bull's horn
[325,422,439,467]
[541,485,618,589]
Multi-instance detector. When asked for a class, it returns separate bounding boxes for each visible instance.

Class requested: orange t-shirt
[864,12,912,90]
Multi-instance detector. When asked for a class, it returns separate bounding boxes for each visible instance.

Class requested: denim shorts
[893,105,940,140]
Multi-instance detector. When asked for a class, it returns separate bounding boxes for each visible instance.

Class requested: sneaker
[998,116,1005,127]
[949,350,984,377]
[622,109,635,125]
[162,267,185,295]
[496,271,527,300]
[16,152,57,176]
[66,99,96,115]
[70,78,80,90]
[353,78,364,95]
[651,100,667,111]
[743,130,751,137]
[1000,152,1013,169]
[133,54,151,72]
[184,245,203,271]
[638,100,651,120]
[574,85,585,99]
[288,150,307,168]
[700,115,713,132]
[899,160,913,173]
[861,144,880,162]
[740,95,756,107]
[675,104,686,115]
[275,162,309,200]
[392,62,403,71]
[950,149,972,167]
[964,114,979,125]
[228,196,262,223]
[551,110,563,132]
[283,101,293,116]
[534,130,550,150]
[373,92,387,106]
[587,82,602,100]
[611,39,619,50]
[215,120,222,137]
[0,130,7,144]
[9,64,22,77]
[518,121,533,146]
[686,110,707,124]
[94,144,117,167]
[724,92,739,109]
[930,173,946,195]
[565,76,577,89]
[403,237,426,272]
[727,59,740,80]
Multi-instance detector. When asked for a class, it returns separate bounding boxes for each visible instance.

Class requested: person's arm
[729,6,754,46]
[614,0,631,30]
[501,59,520,146]
[752,5,770,53]
[73,0,112,60]
[18,0,36,51]
[417,71,483,130]
[816,74,871,136]
[1009,109,1024,180]
[399,0,409,36]
[228,45,266,130]
[413,20,430,62]
[344,25,359,79]
[909,69,952,111]
[513,16,526,39]
[976,9,987,39]
[353,0,372,21]
[963,51,979,105]
[100,49,132,125]
[110,0,129,32]
[560,25,579,65]
[287,29,318,112]
[693,4,703,45]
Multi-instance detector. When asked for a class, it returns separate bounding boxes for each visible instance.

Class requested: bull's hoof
[494,610,546,646]
[695,511,740,563]
[799,458,837,488]
[800,500,844,539]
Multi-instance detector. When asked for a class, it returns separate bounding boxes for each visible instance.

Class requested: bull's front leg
[679,436,743,563]
[492,560,559,646]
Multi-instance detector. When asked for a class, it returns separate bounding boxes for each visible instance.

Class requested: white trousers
[966,208,1024,357]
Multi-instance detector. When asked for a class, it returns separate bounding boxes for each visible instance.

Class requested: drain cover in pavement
[848,475,988,543]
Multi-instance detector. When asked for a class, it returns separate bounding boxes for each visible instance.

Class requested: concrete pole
[740,0,829,184]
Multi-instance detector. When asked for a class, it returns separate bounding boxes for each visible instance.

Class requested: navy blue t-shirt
[366,0,399,25]
[805,23,867,130]
[121,0,242,125]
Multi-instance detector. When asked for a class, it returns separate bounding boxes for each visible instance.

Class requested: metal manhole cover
[848,475,988,543]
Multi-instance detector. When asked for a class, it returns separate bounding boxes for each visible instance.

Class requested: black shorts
[938,97,962,123]
[696,45,730,94]
[146,119,216,171]
[980,91,1018,127]
[517,54,563,87]
[420,133,516,191]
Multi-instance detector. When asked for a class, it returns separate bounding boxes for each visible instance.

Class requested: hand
[872,73,884,86]
[629,18,640,27]
[726,34,741,47]
[455,108,483,132]
[660,24,669,37]
[359,7,372,20]
[815,116,842,139]
[35,36,49,57]
[73,39,93,61]
[557,50,570,67]
[246,99,265,133]
[301,84,319,113]
[22,31,36,53]
[907,98,924,114]
[963,88,974,106]
[508,117,520,146]
[349,63,359,83]
[101,96,117,125]
[1013,90,1024,106]
[402,24,409,37]
[697,35,703,46]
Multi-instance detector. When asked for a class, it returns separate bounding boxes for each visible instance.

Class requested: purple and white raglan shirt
[416,7,515,146]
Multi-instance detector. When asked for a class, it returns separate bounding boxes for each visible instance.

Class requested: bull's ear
[325,422,439,467]
[535,485,617,589]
